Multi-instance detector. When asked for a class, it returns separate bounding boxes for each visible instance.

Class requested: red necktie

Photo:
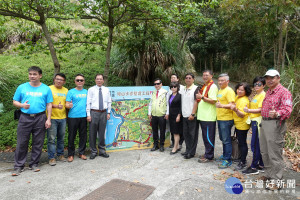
[156,90,159,99]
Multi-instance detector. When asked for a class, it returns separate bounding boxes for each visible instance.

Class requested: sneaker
[218,160,232,169]
[235,162,247,170]
[49,158,56,166]
[29,165,40,172]
[58,155,66,162]
[242,166,259,175]
[257,166,265,172]
[11,168,24,176]
[215,155,224,162]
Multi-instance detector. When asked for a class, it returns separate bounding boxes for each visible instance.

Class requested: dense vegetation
[0,0,299,151]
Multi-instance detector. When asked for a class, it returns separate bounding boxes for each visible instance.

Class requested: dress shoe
[99,153,109,158]
[184,154,194,159]
[159,147,164,152]
[68,156,74,162]
[170,149,179,155]
[79,154,87,160]
[169,144,174,148]
[151,145,159,151]
[90,154,97,159]
[181,152,187,156]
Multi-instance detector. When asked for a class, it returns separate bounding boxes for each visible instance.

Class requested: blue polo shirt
[66,88,87,118]
[13,82,53,114]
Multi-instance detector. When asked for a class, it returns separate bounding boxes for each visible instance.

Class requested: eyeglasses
[185,77,193,79]
[254,82,263,87]
[154,83,161,85]
[76,79,84,82]
[55,78,65,82]
[170,86,177,88]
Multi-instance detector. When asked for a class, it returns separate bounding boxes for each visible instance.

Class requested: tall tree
[0,0,70,73]
[78,0,165,83]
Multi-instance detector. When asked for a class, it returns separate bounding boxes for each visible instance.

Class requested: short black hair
[95,74,104,80]
[171,74,179,79]
[235,82,252,97]
[169,81,180,92]
[203,70,213,75]
[75,73,85,79]
[185,73,194,79]
[154,78,162,84]
[252,76,265,86]
[28,66,42,74]
[54,73,66,81]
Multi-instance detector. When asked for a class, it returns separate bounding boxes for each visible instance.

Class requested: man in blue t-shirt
[12,66,53,176]
[65,74,88,162]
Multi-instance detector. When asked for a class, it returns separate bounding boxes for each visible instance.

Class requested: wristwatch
[201,96,204,100]
[191,114,195,117]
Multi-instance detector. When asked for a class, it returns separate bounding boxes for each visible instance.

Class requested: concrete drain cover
[80,179,155,200]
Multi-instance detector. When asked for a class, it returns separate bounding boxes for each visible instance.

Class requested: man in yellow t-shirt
[215,73,235,169]
[47,73,68,166]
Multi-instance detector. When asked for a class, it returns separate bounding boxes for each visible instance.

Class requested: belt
[262,117,279,120]
[91,109,106,113]
[21,111,45,117]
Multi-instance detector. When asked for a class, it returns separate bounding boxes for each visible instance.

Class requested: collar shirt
[148,88,168,116]
[86,85,112,117]
[181,84,198,118]
[261,84,293,120]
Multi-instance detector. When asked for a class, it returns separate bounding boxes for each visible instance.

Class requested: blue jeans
[217,120,234,161]
[47,118,66,159]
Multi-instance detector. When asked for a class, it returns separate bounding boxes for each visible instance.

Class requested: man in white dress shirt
[87,74,112,159]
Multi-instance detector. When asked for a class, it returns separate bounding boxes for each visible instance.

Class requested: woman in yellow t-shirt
[230,82,251,170]
[242,77,266,175]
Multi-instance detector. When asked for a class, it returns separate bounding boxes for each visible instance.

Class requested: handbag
[14,109,21,120]
[231,130,241,161]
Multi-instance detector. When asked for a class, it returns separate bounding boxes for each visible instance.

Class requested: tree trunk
[281,27,288,72]
[273,42,277,68]
[277,18,284,70]
[104,26,114,85]
[210,54,213,73]
[40,22,60,73]
[135,50,145,86]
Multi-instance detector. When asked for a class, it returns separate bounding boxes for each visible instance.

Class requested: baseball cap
[264,69,280,77]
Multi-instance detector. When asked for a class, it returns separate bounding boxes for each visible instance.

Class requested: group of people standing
[12,66,112,176]
[148,69,292,191]
[11,66,293,191]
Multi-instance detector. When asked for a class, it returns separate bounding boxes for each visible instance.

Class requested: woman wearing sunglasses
[168,81,182,154]
[242,77,266,175]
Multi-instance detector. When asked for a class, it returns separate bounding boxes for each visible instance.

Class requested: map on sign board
[105,86,170,151]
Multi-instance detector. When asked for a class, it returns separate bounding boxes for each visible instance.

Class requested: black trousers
[67,117,87,156]
[236,128,249,164]
[14,113,46,169]
[182,117,198,156]
[89,111,107,155]
[151,116,166,146]
[199,120,216,160]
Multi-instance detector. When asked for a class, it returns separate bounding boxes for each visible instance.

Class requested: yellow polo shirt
[233,95,250,130]
[250,91,265,119]
[49,85,68,119]
[217,87,235,120]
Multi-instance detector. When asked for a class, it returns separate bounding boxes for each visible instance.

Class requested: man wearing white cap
[260,69,293,190]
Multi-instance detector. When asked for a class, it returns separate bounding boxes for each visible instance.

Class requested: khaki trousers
[260,120,286,180]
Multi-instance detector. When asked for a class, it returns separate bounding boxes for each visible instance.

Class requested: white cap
[264,69,280,77]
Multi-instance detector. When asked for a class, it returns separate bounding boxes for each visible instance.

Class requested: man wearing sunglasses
[47,73,68,166]
[148,78,168,152]
[86,74,112,159]
[260,69,293,190]
[65,74,88,162]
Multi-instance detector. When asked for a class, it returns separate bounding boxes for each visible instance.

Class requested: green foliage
[0,46,132,150]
